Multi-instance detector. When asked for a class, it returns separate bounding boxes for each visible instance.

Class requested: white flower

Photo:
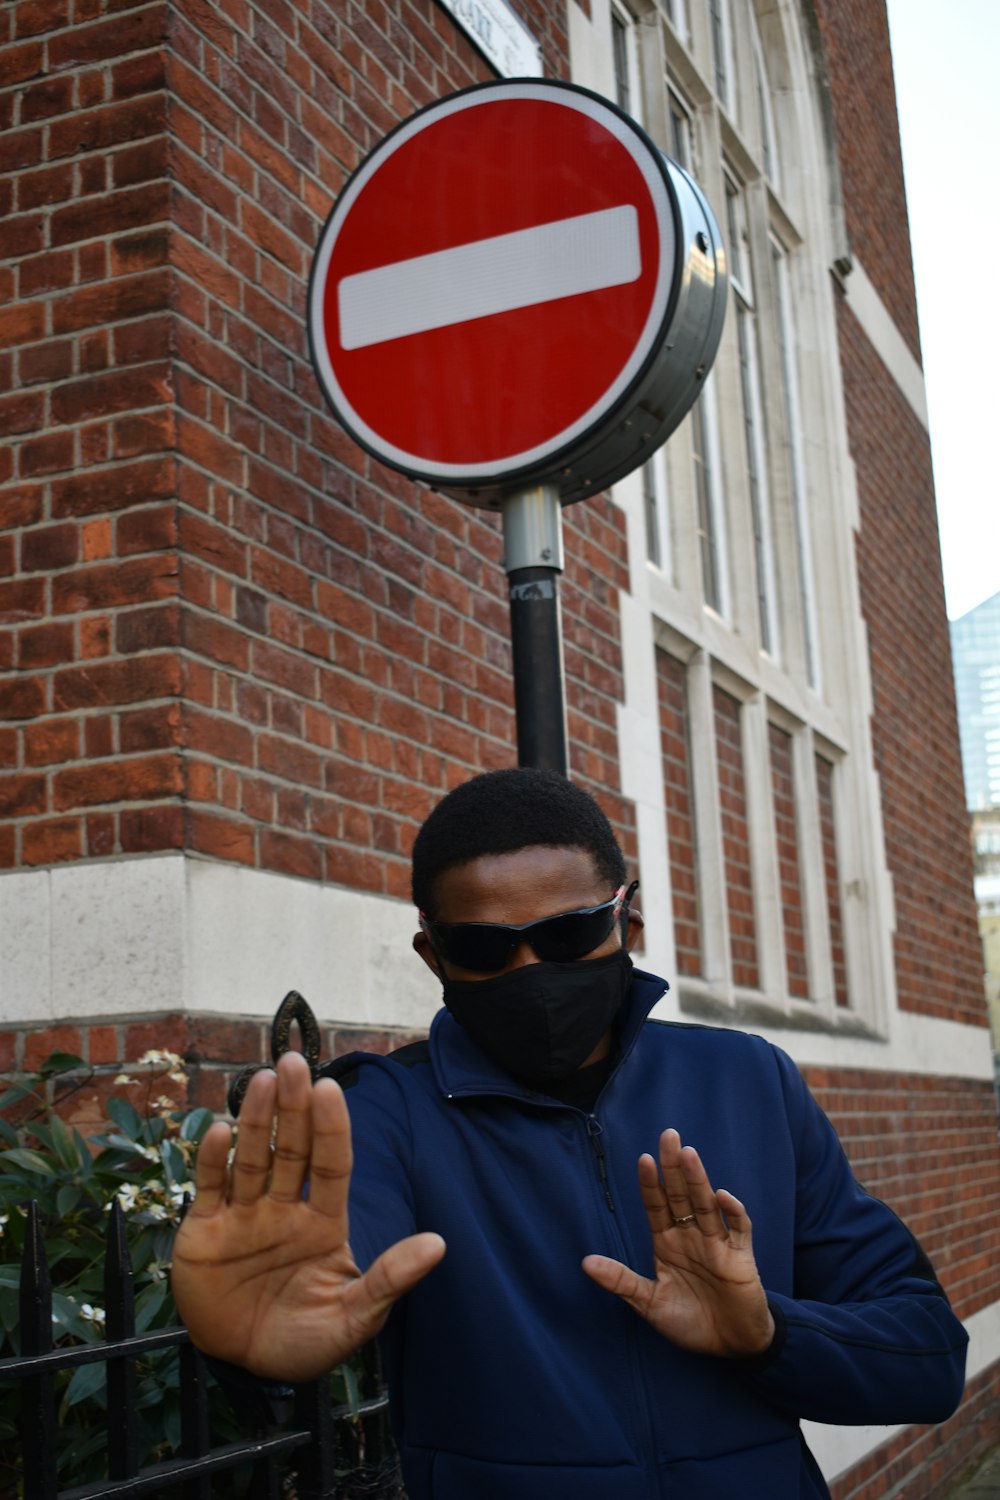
[169,1182,195,1206]
[147,1260,171,1281]
[137,1049,184,1069]
[107,1184,140,1213]
[145,1203,168,1220]
[80,1304,106,1326]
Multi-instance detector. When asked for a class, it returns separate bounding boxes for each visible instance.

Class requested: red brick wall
[804,1065,1000,1326]
[815,752,849,1008]
[804,1062,1000,1498]
[811,0,920,363]
[0,1010,423,1131]
[713,685,758,988]
[830,1356,1000,1500]
[0,0,635,886]
[768,722,808,999]
[837,303,984,1026]
[656,649,700,976]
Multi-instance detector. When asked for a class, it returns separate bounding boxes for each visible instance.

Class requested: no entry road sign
[309,80,726,507]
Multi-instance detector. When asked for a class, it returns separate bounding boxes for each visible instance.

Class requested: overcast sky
[885,0,1000,622]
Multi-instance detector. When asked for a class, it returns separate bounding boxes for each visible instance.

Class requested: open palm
[171,1051,445,1381]
[583,1128,774,1358]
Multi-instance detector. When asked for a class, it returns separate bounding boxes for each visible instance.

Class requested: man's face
[413,844,642,983]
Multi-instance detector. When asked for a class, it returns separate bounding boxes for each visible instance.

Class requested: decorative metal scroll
[227,990,323,1119]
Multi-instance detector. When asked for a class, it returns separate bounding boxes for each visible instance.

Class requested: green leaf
[62,1359,106,1411]
[341,1359,360,1418]
[0,1269,19,1289]
[135,1279,168,1332]
[0,1148,55,1177]
[0,1286,18,1336]
[23,1120,54,1152]
[106,1097,143,1139]
[49,1114,81,1172]
[161,1141,186,1186]
[39,1052,87,1078]
[56,1184,82,1218]
[162,1396,181,1453]
[179,1107,213,1143]
[0,1119,19,1146]
[72,1129,94,1179]
[0,1082,37,1110]
[50,1290,91,1338]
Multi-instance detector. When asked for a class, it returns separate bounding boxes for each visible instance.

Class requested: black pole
[502,486,568,775]
[508,566,568,773]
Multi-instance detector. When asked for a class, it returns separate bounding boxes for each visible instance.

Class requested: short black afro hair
[411,768,627,915]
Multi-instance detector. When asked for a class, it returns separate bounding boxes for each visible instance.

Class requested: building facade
[952,591,1000,813]
[1,0,996,1493]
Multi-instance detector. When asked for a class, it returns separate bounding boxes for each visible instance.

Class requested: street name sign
[309,80,727,508]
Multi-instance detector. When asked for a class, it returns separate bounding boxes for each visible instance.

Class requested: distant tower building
[951,591,1000,810]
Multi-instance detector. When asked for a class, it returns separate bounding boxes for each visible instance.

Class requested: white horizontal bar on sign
[337,204,641,351]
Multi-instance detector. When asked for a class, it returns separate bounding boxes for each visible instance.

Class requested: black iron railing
[2,1197,397,1499]
[2,992,401,1500]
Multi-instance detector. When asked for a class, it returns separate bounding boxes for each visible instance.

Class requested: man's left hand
[582,1128,775,1358]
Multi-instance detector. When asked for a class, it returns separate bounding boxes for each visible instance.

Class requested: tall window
[691,383,723,614]
[727,174,779,656]
[643,448,671,572]
[751,8,780,189]
[665,0,688,44]
[772,240,819,687]
[709,0,736,116]
[612,5,640,119]
[668,90,697,177]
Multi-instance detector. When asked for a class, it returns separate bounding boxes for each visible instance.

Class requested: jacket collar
[428,966,669,1103]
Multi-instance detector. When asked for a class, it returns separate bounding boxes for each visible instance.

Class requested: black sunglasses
[421,880,638,974]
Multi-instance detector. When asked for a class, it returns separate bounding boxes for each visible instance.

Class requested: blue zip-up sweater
[328,970,967,1499]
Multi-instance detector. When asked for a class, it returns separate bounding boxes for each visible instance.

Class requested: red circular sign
[309,81,678,494]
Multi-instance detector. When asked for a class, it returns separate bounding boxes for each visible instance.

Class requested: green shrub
[0,1048,239,1492]
[0,1049,392,1498]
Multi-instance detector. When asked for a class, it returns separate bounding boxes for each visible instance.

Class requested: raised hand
[582,1128,774,1358]
[171,1051,445,1381]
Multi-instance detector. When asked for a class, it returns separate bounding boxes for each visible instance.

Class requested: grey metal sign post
[308,79,728,775]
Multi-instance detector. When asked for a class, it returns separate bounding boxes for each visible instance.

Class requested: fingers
[658,1129,726,1237]
[302,1075,353,1234]
[341,1233,447,1344]
[582,1254,654,1316]
[229,1065,278,1206]
[715,1188,753,1247]
[268,1052,315,1204]
[190,1120,234,1216]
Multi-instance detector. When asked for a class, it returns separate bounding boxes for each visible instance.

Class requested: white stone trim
[0,856,439,1033]
[844,258,929,430]
[1,856,991,1084]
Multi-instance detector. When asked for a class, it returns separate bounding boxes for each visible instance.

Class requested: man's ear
[624,907,644,952]
[413,929,443,979]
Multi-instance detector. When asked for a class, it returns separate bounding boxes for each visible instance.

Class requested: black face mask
[441,948,633,1087]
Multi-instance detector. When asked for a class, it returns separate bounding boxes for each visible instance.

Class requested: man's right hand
[171,1050,445,1381]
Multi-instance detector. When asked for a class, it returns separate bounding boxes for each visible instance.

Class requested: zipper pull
[586,1115,615,1213]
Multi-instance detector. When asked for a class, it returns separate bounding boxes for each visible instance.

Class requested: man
[173,768,967,1499]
